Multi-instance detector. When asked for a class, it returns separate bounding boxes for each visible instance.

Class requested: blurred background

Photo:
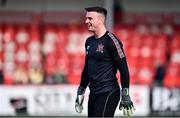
[0,0,180,117]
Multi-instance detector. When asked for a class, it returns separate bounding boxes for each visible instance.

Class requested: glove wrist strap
[77,86,86,95]
[122,88,129,96]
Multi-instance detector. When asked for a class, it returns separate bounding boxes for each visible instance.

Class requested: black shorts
[88,88,120,117]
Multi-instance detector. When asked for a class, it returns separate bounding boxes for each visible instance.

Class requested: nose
[85,19,88,24]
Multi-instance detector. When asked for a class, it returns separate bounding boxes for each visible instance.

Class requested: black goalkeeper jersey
[80,31,130,94]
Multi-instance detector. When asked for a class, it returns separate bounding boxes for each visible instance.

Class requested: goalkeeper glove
[119,88,135,116]
[75,86,85,113]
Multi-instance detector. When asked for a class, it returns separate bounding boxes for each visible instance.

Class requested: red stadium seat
[67,54,85,84]
[136,65,154,86]
[4,74,13,85]
[128,46,140,60]
[127,57,140,84]
[30,25,40,42]
[66,30,87,55]
[16,26,29,45]
[139,46,153,59]
[129,65,139,85]
[55,51,69,74]
[3,25,16,43]
[1,18,180,86]
[0,52,2,71]
[153,47,167,65]
[163,62,179,88]
[44,52,56,74]
[170,51,180,64]
[170,34,180,53]
[57,27,68,47]
[3,60,16,85]
[0,28,3,50]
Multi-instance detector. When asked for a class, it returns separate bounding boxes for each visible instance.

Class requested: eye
[87,17,92,21]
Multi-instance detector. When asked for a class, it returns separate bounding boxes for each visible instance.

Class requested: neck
[94,25,107,38]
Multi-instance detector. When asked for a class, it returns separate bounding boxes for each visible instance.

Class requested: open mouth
[87,23,92,27]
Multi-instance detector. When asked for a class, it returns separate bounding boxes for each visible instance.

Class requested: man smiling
[75,6,135,117]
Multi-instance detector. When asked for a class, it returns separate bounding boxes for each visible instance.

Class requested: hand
[119,88,135,116]
[75,86,85,113]
[75,95,84,113]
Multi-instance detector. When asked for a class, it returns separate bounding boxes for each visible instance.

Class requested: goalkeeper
[75,6,135,117]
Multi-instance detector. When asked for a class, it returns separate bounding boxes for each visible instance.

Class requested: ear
[98,14,105,24]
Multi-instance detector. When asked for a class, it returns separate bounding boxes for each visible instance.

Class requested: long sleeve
[79,40,89,89]
[107,33,130,88]
[80,55,89,88]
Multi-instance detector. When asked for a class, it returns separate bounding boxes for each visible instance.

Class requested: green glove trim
[122,88,129,96]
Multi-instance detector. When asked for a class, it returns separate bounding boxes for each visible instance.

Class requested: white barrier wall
[0,85,149,116]
[151,87,180,116]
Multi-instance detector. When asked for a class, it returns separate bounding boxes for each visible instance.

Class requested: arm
[107,33,129,88]
[107,32,135,116]
[75,39,89,113]
[78,41,89,94]
[79,55,89,88]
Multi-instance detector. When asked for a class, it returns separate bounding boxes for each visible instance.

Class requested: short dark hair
[85,6,107,17]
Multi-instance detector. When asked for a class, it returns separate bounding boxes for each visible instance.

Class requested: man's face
[85,11,104,32]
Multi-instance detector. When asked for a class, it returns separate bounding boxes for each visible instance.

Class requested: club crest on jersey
[96,43,104,53]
